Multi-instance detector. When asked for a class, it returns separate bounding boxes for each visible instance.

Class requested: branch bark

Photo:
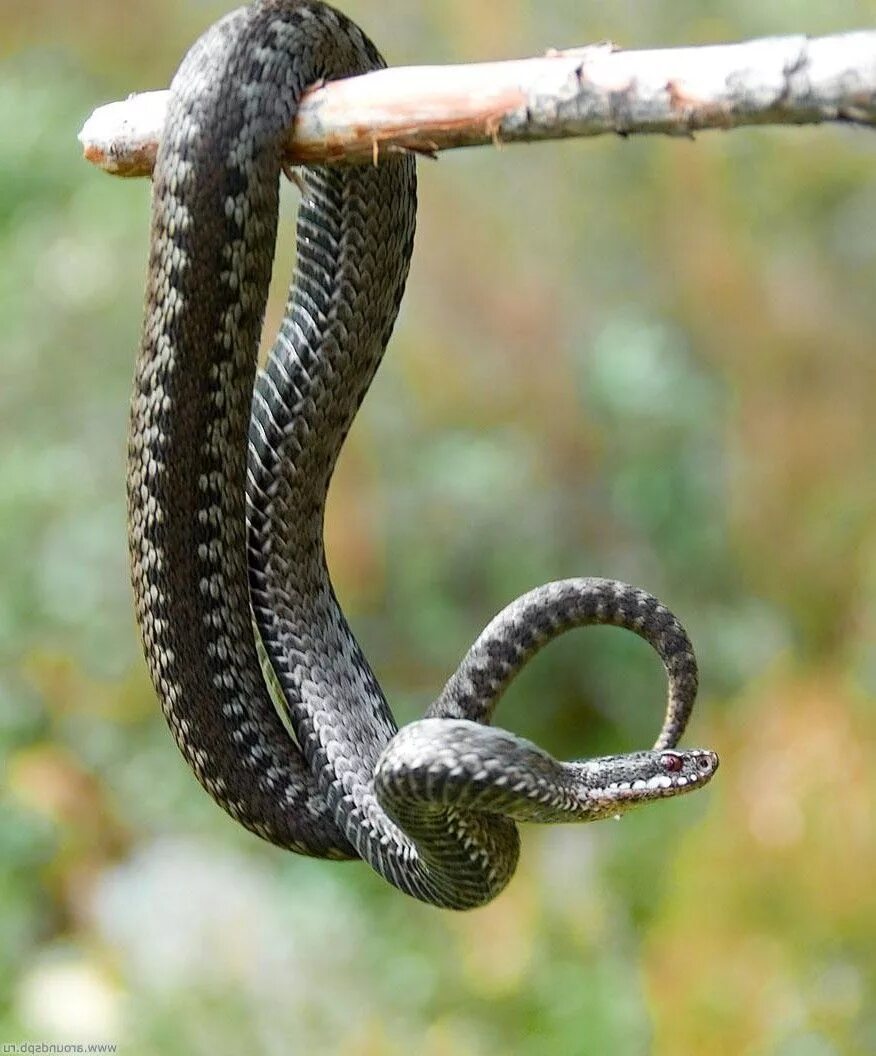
[79,30,876,177]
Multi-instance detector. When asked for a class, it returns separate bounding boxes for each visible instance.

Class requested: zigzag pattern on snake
[127,0,718,910]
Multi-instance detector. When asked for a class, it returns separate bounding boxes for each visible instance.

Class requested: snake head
[570,747,719,820]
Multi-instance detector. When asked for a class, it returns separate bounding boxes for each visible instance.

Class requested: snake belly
[128,0,718,911]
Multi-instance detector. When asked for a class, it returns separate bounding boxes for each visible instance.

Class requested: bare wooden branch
[79,30,876,176]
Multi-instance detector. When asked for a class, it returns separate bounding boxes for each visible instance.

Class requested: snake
[127,0,719,910]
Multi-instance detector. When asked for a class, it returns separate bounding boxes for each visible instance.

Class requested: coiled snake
[128,0,718,910]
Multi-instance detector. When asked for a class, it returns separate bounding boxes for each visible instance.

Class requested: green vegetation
[2,2,875,1053]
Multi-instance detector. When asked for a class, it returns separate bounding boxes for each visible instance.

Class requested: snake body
[128,0,718,910]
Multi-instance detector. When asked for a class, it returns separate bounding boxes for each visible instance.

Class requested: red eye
[661,753,683,773]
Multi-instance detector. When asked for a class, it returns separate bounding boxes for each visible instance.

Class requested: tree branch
[79,30,876,177]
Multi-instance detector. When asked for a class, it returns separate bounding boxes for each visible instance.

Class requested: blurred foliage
[2,1,875,1054]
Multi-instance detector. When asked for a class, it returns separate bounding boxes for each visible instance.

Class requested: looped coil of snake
[127,0,719,910]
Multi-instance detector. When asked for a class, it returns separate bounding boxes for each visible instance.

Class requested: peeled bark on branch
[79,30,876,177]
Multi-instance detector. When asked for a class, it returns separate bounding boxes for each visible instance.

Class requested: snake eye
[660,753,683,773]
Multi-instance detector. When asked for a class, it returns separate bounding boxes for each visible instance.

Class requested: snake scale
[127,0,718,910]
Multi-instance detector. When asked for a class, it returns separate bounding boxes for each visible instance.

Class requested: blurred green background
[2,1,875,1053]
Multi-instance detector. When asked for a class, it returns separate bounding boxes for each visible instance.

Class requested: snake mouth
[585,749,719,804]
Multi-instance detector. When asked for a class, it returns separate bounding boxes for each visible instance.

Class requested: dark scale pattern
[130,0,718,911]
